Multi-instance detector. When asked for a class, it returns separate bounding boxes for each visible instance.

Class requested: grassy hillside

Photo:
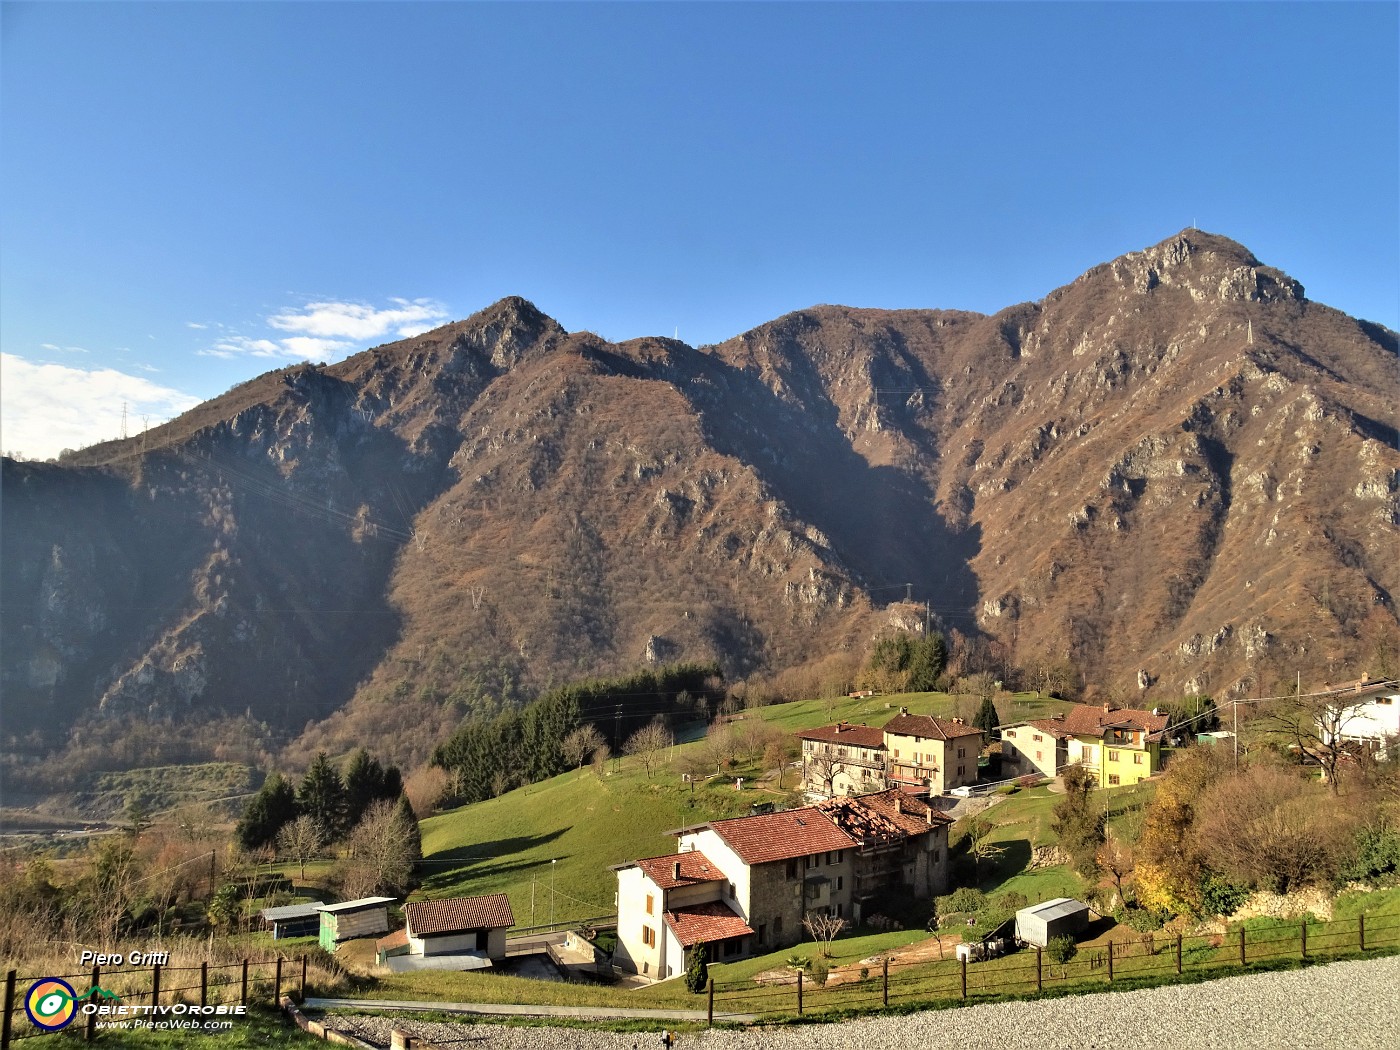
[416,690,1069,926]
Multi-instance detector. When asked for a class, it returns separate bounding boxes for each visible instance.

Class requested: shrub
[1199,872,1251,917]
[1116,906,1165,932]
[999,783,1020,795]
[1046,935,1078,963]
[809,955,830,987]
[992,891,1029,914]
[940,887,988,914]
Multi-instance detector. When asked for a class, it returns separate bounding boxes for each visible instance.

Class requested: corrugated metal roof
[1018,897,1088,922]
[317,896,396,913]
[260,902,326,921]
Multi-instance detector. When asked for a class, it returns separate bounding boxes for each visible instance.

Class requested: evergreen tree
[298,752,348,841]
[907,633,947,691]
[393,794,423,864]
[973,694,1001,737]
[235,773,298,851]
[684,941,709,993]
[342,749,389,827]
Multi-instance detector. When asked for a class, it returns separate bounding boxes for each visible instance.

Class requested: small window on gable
[646,894,654,915]
[1034,733,1043,742]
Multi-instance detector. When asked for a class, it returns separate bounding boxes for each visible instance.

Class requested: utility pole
[551,859,557,926]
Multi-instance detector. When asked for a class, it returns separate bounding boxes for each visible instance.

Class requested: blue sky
[2,1,1396,460]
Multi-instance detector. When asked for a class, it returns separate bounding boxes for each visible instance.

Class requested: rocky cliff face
[4,235,1396,767]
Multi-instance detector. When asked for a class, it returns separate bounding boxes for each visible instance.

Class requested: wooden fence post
[707,978,714,1027]
[1239,927,1246,967]
[960,955,967,1000]
[1360,913,1366,952]
[796,971,803,1016]
[1300,921,1307,960]
[1175,933,1182,975]
[152,963,161,1008]
[3,969,16,1050]
[240,960,248,1005]
[300,958,307,1001]
[85,963,100,1042]
[1036,947,1042,992]
[200,962,208,1007]
[882,956,889,1007]
[275,958,283,1003]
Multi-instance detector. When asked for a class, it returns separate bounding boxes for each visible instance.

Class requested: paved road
[315,954,1400,1049]
[305,997,757,1023]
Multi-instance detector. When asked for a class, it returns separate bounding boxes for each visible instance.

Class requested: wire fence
[694,910,1400,1023]
[2,956,301,1047]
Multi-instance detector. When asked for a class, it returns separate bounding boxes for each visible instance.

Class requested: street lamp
[551,858,557,926]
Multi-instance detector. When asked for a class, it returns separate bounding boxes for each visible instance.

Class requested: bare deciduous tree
[802,911,847,958]
[804,746,844,798]
[1264,691,1381,793]
[1096,830,1135,907]
[625,718,674,778]
[562,724,606,773]
[277,815,325,881]
[340,799,417,898]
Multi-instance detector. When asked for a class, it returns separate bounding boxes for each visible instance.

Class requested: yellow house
[1058,704,1168,786]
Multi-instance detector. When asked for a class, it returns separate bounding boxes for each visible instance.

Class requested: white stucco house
[1318,675,1400,756]
[376,893,515,971]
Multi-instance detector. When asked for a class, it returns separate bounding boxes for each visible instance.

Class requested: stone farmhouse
[612,790,953,981]
[798,709,984,799]
[1001,703,1169,787]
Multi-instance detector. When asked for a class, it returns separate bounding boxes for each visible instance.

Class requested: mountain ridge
[4,230,1396,770]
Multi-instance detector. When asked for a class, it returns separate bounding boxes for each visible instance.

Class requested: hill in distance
[3,230,1396,771]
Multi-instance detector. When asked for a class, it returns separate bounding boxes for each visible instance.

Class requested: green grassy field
[415,690,1065,928]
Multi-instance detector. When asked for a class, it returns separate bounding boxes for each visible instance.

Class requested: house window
[836,876,843,891]
[957,766,965,777]
[757,924,766,943]
[1134,753,1144,765]
[837,850,843,863]
[1109,750,1119,762]
[774,916,784,936]
[1108,775,1121,786]
[825,851,832,864]
[643,926,656,947]
[1036,751,1043,761]
[1034,733,1043,742]
[646,894,654,915]
[786,860,798,879]
[835,903,842,918]
[1375,697,1393,705]
[893,749,900,758]
[958,747,966,759]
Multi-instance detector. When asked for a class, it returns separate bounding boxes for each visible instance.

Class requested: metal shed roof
[1018,897,1087,922]
[317,896,396,914]
[260,902,326,922]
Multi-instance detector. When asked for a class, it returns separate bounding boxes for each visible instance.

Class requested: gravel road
[323,954,1400,1049]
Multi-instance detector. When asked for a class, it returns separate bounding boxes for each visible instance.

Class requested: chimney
[672,861,681,881]
[1103,703,1112,713]
[900,706,909,716]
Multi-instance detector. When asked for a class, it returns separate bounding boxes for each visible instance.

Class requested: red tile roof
[663,902,755,948]
[707,807,856,865]
[797,723,886,748]
[633,851,726,890]
[1060,704,1169,739]
[882,714,984,741]
[404,893,515,937]
[847,788,954,833]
